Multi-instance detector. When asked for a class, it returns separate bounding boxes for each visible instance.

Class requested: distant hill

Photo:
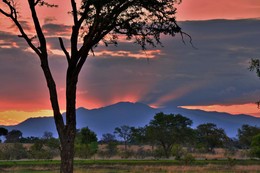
[1,102,260,139]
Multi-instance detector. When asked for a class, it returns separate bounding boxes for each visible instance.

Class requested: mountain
[1,102,260,139]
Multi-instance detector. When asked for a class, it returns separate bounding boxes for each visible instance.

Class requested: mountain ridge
[1,102,259,139]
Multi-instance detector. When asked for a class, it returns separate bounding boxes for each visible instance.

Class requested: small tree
[100,133,117,144]
[100,133,118,158]
[131,127,147,145]
[249,58,260,106]
[5,129,22,143]
[29,139,54,159]
[42,131,54,140]
[250,133,260,158]
[146,112,193,158]
[0,127,8,143]
[238,124,260,149]
[75,127,98,158]
[114,125,133,152]
[196,123,229,152]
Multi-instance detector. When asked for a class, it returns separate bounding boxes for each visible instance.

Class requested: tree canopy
[146,112,193,158]
[5,129,23,143]
[0,127,8,137]
[196,123,228,152]
[238,124,260,148]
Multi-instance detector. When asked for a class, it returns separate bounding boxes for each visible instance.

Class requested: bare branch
[28,0,47,54]
[180,31,197,49]
[0,0,41,55]
[71,0,78,25]
[36,0,58,8]
[59,37,71,64]
[0,8,10,17]
[34,0,41,6]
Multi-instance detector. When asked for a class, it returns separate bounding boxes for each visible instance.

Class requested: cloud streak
[0,19,260,125]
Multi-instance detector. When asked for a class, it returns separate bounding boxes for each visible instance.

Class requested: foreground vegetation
[0,159,260,173]
[0,112,259,172]
[0,112,260,161]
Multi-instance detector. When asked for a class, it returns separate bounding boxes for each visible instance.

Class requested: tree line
[0,112,259,160]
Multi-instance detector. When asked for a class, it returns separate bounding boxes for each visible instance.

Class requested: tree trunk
[60,136,75,173]
[58,68,78,173]
[161,142,170,158]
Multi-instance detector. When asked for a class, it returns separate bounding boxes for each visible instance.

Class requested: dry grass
[192,148,250,160]
[75,165,260,173]
[103,165,260,173]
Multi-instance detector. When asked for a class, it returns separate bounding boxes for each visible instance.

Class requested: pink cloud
[176,0,260,20]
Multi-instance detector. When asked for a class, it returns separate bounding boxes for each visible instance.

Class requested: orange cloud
[0,99,51,112]
[94,50,162,59]
[0,109,64,126]
[180,103,260,118]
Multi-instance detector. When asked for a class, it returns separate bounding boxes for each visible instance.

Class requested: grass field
[0,159,259,173]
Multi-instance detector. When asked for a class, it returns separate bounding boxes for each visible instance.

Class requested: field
[0,159,260,173]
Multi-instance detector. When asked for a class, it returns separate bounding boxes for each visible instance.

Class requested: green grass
[0,160,259,173]
[0,159,259,168]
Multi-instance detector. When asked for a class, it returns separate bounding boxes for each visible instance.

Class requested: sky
[0,0,260,125]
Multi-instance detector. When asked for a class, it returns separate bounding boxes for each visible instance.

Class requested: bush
[250,134,260,158]
[29,140,55,159]
[134,147,153,159]
[152,147,165,159]
[75,142,98,159]
[119,150,134,159]
[172,144,185,160]
[0,143,28,160]
[182,153,195,165]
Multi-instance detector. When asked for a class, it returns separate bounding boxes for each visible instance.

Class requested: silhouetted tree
[42,131,54,140]
[249,58,260,106]
[5,129,22,143]
[131,127,147,145]
[0,127,8,143]
[249,59,260,77]
[146,112,193,158]
[20,136,40,143]
[238,124,260,149]
[100,133,117,144]
[41,132,60,156]
[0,0,186,172]
[100,133,118,158]
[250,133,260,158]
[196,123,229,152]
[114,125,133,152]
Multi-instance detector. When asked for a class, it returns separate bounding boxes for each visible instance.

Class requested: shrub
[0,143,28,160]
[250,134,260,158]
[172,144,185,160]
[182,153,195,165]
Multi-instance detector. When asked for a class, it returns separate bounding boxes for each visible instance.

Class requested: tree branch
[59,37,71,64]
[34,0,41,6]
[0,8,11,17]
[0,0,41,56]
[28,0,47,55]
[71,0,78,25]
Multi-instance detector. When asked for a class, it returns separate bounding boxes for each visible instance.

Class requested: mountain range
[1,102,260,139]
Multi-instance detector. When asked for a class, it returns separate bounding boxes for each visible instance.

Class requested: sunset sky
[0,0,260,125]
